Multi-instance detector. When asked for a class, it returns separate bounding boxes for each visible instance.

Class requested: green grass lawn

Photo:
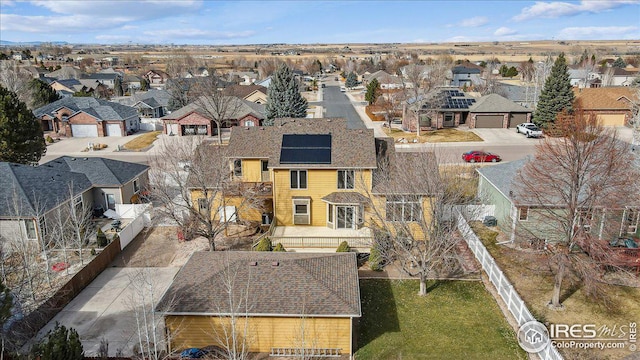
[355,279,526,360]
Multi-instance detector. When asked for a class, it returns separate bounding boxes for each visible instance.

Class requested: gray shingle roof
[476,158,529,202]
[42,156,149,186]
[33,97,138,121]
[161,96,265,121]
[468,93,531,113]
[227,118,377,169]
[321,192,369,204]
[0,162,92,217]
[156,251,361,317]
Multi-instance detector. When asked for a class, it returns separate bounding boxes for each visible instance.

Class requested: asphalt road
[396,143,537,163]
[313,85,366,129]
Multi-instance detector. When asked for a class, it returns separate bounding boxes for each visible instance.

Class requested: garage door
[597,114,625,127]
[509,113,528,128]
[71,124,98,138]
[106,123,122,137]
[475,115,504,128]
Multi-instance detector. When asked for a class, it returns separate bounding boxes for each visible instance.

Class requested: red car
[462,150,501,163]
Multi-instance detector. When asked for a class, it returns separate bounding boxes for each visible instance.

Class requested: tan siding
[596,114,625,126]
[166,315,352,354]
[239,159,263,183]
[368,195,432,239]
[273,169,371,227]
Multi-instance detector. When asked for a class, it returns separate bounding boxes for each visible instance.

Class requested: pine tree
[264,64,308,125]
[113,77,124,97]
[255,237,272,251]
[0,281,13,330]
[29,78,60,109]
[533,53,574,128]
[345,72,357,88]
[273,243,286,252]
[365,78,381,105]
[0,85,47,164]
[32,322,84,360]
[612,57,626,68]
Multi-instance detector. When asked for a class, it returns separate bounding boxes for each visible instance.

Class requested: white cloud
[494,27,517,36]
[557,25,639,39]
[144,28,256,40]
[458,16,489,27]
[513,0,639,21]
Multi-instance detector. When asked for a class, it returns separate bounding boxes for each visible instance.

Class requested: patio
[271,226,373,251]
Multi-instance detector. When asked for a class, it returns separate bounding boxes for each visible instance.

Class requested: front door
[336,206,355,229]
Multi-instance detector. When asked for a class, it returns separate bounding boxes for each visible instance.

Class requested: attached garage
[71,124,98,138]
[106,123,123,137]
[597,114,626,127]
[166,123,179,135]
[509,113,528,128]
[475,115,504,128]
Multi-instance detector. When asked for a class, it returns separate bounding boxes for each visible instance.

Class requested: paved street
[311,85,366,129]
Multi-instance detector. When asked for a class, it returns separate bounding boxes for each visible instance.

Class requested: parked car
[340,86,346,92]
[516,123,543,138]
[462,150,501,163]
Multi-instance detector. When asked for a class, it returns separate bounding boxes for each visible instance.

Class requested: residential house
[49,78,105,97]
[451,64,483,87]
[363,70,403,89]
[599,67,638,87]
[573,87,638,127]
[123,74,143,91]
[226,71,258,85]
[145,69,170,88]
[161,96,265,136]
[193,118,433,251]
[34,97,140,137]
[0,157,148,247]
[227,84,268,104]
[255,76,272,88]
[84,72,122,89]
[156,251,361,357]
[402,88,477,131]
[496,81,537,109]
[477,158,639,244]
[112,89,171,119]
[568,66,601,88]
[48,66,84,80]
[466,93,532,128]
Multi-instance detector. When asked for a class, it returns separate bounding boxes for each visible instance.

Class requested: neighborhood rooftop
[42,156,149,186]
[34,96,138,121]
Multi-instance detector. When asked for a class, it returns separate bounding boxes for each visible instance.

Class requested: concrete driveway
[31,267,179,357]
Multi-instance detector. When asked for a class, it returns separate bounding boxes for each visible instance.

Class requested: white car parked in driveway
[516,122,543,138]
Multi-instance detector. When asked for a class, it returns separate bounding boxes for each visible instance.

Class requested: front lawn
[383,128,483,143]
[122,131,161,151]
[356,279,526,360]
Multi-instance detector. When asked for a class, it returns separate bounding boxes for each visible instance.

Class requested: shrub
[369,246,383,271]
[336,241,351,253]
[45,135,54,143]
[96,228,108,247]
[255,237,272,251]
[273,243,286,252]
[90,248,96,256]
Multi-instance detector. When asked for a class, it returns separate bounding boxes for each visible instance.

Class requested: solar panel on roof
[280,134,332,164]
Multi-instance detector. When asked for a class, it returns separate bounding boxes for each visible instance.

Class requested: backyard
[470,222,640,360]
[383,128,483,143]
[355,279,526,360]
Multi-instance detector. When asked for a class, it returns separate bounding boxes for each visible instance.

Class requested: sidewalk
[344,90,387,138]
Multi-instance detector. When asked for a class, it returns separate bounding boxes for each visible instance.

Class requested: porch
[270,225,373,252]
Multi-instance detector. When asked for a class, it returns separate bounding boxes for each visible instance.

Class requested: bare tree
[149,137,263,251]
[65,189,95,266]
[192,78,247,145]
[164,49,197,78]
[514,106,640,309]
[362,148,467,295]
[0,61,32,105]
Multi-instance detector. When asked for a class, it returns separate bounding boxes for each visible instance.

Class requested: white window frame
[386,196,422,222]
[290,170,308,190]
[293,198,310,225]
[233,159,242,178]
[622,207,640,235]
[337,170,355,190]
[518,207,529,221]
[198,198,209,213]
[23,219,37,240]
[133,178,140,193]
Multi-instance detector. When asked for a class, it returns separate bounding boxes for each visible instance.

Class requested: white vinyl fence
[115,204,151,249]
[456,210,563,360]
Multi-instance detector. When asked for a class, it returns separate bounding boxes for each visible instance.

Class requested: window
[518,207,529,221]
[198,198,209,214]
[23,220,37,239]
[261,160,269,172]
[327,204,334,224]
[290,170,307,189]
[245,120,255,127]
[293,198,310,225]
[385,196,421,222]
[337,170,354,189]
[73,195,83,212]
[623,208,639,234]
[133,179,140,193]
[233,159,242,177]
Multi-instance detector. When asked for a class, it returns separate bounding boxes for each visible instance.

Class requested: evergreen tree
[113,77,124,97]
[505,66,519,78]
[533,53,574,128]
[0,86,46,164]
[365,78,381,105]
[345,72,357,88]
[255,237,272,251]
[264,64,308,125]
[499,64,509,76]
[140,78,149,91]
[336,241,351,252]
[0,281,13,330]
[612,57,626,68]
[32,322,84,360]
[273,243,286,252]
[29,78,60,109]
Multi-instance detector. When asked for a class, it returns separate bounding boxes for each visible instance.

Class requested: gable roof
[0,162,93,217]
[156,251,361,317]
[573,87,638,110]
[227,84,267,99]
[227,118,377,169]
[476,158,529,204]
[33,97,138,121]
[42,156,149,186]
[468,93,531,113]
[84,73,120,81]
[161,96,265,121]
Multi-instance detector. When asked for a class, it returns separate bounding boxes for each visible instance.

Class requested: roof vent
[245,127,250,130]
[326,118,331,122]
[271,261,279,267]
[249,261,257,266]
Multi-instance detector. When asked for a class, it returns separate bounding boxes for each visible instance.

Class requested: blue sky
[1,0,639,44]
